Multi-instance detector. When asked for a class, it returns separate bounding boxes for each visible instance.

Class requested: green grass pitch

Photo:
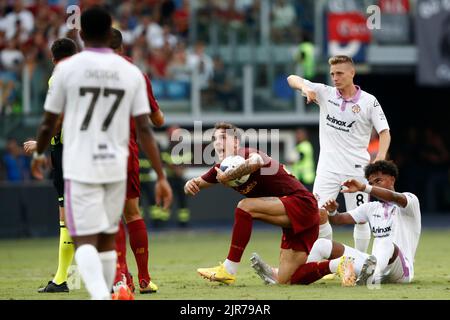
[0,229,449,300]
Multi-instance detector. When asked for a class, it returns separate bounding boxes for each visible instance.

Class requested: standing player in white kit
[31,7,172,299]
[287,55,391,253]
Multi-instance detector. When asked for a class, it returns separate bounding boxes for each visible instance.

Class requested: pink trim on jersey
[64,180,76,236]
[397,248,410,278]
[83,47,113,53]
[336,85,361,111]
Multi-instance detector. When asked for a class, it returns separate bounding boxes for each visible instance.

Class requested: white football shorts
[313,170,369,211]
[63,179,126,237]
[374,248,413,284]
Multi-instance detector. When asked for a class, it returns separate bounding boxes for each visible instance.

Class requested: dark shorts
[126,152,140,200]
[50,149,64,207]
[279,193,320,253]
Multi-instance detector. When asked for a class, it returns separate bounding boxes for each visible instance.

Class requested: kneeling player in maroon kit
[185,122,320,284]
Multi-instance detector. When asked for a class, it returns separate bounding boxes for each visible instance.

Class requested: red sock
[127,219,150,286]
[290,261,331,285]
[227,208,253,263]
[114,220,128,284]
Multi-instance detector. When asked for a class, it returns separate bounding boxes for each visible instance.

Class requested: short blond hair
[328,55,354,66]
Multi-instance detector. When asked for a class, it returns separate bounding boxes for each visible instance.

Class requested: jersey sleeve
[401,192,421,217]
[200,164,220,184]
[143,72,160,113]
[302,79,330,106]
[131,72,151,117]
[348,203,371,224]
[43,64,65,114]
[370,98,390,133]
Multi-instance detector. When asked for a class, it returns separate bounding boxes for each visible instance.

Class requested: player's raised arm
[341,178,407,208]
[287,75,317,104]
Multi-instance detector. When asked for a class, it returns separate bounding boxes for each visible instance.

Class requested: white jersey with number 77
[43,48,150,183]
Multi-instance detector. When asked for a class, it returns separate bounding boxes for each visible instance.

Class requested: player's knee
[237,198,254,213]
[311,238,331,257]
[319,208,329,224]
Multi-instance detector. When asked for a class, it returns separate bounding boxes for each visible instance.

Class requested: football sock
[290,261,331,285]
[329,257,342,273]
[114,220,128,284]
[99,250,117,292]
[227,208,253,263]
[127,218,150,285]
[343,244,367,275]
[319,222,333,240]
[354,222,371,253]
[306,238,332,263]
[75,244,110,300]
[53,221,75,285]
[223,259,239,275]
[372,239,395,278]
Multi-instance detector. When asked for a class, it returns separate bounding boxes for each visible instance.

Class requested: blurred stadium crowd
[0,0,449,214]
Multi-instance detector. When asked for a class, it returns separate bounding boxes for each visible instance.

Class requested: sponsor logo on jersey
[372,225,391,237]
[328,99,340,107]
[325,114,356,132]
[237,181,257,195]
[352,104,361,114]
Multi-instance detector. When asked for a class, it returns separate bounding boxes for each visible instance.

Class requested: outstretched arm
[321,200,357,225]
[184,177,214,195]
[286,75,317,104]
[341,179,407,208]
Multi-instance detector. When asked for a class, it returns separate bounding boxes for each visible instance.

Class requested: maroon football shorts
[279,193,320,253]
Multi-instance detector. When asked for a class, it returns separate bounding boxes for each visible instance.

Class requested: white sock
[354,223,371,253]
[329,257,341,273]
[307,238,332,263]
[74,244,110,300]
[223,259,239,275]
[319,222,333,240]
[343,245,368,275]
[372,239,395,278]
[99,250,117,292]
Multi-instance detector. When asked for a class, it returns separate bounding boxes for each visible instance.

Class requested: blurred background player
[108,28,169,298]
[31,7,172,300]
[23,37,78,293]
[161,125,192,227]
[185,122,319,285]
[287,55,391,254]
[290,128,315,191]
[251,161,421,286]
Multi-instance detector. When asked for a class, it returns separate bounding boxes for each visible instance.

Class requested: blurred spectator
[148,46,169,79]
[187,41,213,90]
[0,0,34,42]
[161,125,192,227]
[133,14,164,50]
[0,36,23,115]
[271,0,299,43]
[294,35,315,79]
[209,55,240,111]
[421,128,450,212]
[167,42,191,82]
[1,137,32,182]
[291,128,315,191]
[172,0,189,39]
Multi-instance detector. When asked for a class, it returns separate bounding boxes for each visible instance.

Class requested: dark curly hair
[364,160,399,180]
